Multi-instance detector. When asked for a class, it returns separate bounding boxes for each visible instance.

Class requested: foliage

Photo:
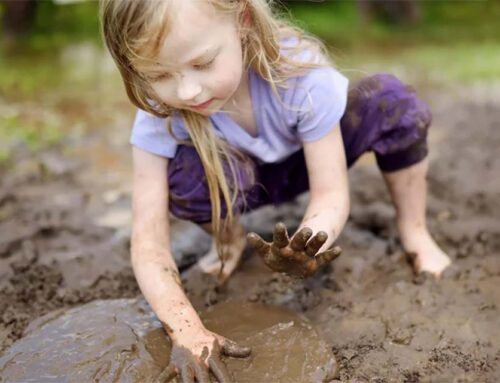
[285,1,500,47]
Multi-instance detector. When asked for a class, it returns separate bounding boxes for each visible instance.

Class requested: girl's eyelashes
[145,71,172,83]
[146,55,217,81]
[194,57,216,70]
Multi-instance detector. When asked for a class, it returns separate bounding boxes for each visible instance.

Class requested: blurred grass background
[0,0,499,163]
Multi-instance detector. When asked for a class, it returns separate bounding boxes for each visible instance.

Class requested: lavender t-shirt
[130,66,348,163]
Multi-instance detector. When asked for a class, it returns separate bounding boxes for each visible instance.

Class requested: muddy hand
[247,222,342,278]
[158,337,251,383]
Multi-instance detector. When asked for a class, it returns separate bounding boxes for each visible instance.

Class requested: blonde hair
[99,0,330,267]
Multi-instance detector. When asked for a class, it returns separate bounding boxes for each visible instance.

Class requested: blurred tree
[358,0,421,25]
[1,0,38,42]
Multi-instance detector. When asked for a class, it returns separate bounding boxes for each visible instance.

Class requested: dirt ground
[0,79,499,382]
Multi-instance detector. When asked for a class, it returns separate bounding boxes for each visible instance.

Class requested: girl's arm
[247,125,348,278]
[131,146,251,381]
[300,125,350,250]
[130,146,204,338]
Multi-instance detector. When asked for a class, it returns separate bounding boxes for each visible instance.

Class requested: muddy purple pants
[168,74,431,223]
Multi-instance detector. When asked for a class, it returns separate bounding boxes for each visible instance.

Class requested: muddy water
[201,301,338,382]
[0,299,336,383]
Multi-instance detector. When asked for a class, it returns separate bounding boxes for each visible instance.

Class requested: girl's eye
[149,72,172,82]
[194,58,215,70]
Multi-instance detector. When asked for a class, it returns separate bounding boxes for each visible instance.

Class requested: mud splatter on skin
[161,320,175,335]
[162,266,182,286]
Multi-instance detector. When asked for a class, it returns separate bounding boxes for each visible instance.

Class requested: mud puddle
[0,299,336,383]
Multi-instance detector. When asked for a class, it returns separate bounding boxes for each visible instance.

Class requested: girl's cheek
[153,84,177,106]
[214,66,241,97]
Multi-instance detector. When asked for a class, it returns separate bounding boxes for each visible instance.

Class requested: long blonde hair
[99,0,330,265]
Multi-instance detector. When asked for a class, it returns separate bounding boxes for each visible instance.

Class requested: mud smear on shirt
[0,300,336,383]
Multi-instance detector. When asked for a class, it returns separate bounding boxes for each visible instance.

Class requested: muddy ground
[0,79,499,382]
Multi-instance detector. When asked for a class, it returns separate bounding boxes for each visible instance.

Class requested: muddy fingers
[246,232,270,253]
[193,362,211,383]
[305,231,328,257]
[247,232,278,265]
[208,355,232,383]
[156,363,177,383]
[248,223,342,278]
[273,222,289,249]
[181,365,195,383]
[290,227,313,251]
[316,246,342,267]
[222,339,251,358]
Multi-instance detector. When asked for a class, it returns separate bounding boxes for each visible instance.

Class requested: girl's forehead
[156,0,234,64]
[133,0,236,73]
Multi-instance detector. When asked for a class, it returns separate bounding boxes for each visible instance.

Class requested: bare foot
[401,228,451,277]
[194,229,246,284]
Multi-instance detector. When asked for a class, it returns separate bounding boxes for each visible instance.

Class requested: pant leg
[340,73,432,172]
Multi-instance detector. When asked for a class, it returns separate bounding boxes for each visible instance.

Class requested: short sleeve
[130,109,186,158]
[294,67,349,142]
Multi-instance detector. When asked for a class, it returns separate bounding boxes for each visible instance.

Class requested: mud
[0,300,336,383]
[201,301,338,382]
[0,77,500,382]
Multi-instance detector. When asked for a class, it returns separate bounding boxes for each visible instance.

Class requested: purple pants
[168,74,431,223]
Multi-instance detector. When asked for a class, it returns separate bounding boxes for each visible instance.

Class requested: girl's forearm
[131,247,204,341]
[299,193,350,251]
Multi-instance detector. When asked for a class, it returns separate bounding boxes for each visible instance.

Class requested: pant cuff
[376,142,428,172]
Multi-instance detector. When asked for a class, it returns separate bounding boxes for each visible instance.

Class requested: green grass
[335,42,500,85]
[401,43,500,82]
[286,2,500,48]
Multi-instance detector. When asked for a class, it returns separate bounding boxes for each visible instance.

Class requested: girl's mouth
[190,98,214,110]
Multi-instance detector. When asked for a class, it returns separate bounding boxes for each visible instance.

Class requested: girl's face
[140,0,245,116]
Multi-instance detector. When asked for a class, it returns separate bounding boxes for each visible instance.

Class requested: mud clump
[0,299,337,383]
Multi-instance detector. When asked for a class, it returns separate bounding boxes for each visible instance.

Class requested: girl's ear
[239,7,252,29]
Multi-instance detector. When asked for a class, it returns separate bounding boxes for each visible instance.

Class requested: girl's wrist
[159,305,206,341]
[167,321,207,343]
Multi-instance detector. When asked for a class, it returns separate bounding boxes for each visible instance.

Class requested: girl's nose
[176,75,202,102]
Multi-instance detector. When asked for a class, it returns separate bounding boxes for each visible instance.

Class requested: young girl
[100,0,451,381]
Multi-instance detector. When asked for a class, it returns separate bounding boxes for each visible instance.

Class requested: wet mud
[0,300,336,383]
[0,82,499,382]
[201,301,338,382]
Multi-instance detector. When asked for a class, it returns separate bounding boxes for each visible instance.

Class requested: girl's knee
[341,73,432,169]
[357,73,432,131]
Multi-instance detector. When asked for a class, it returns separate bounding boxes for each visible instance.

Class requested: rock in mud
[0,299,337,383]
